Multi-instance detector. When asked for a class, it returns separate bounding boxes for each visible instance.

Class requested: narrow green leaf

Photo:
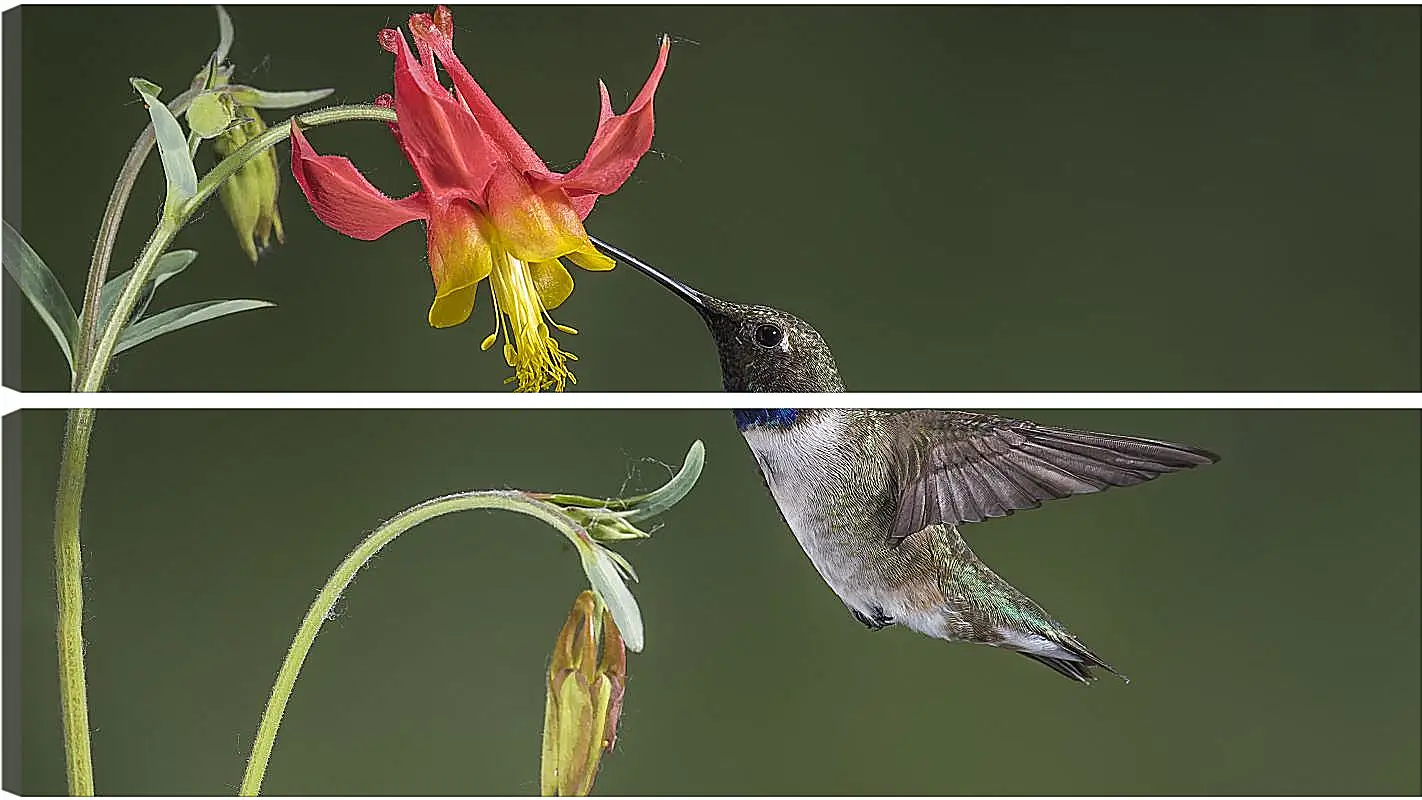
[2,219,77,370]
[622,440,706,522]
[578,544,644,652]
[601,547,640,583]
[213,5,234,65]
[225,85,335,109]
[540,492,617,510]
[98,249,198,328]
[115,298,273,354]
[540,439,706,521]
[131,77,198,206]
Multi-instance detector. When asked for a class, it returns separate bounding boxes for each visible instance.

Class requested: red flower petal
[569,194,598,219]
[558,36,670,199]
[384,25,500,197]
[289,123,427,240]
[406,6,453,65]
[408,9,547,176]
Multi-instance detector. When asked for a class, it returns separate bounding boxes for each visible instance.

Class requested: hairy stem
[76,222,176,393]
[182,104,396,219]
[51,102,403,794]
[239,490,585,796]
[74,84,202,385]
[74,103,396,394]
[53,407,97,795]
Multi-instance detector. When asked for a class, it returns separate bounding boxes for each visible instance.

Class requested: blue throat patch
[734,408,799,431]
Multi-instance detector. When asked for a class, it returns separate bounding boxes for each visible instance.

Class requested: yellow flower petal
[566,246,615,272]
[429,284,477,328]
[426,201,493,328]
[530,259,575,311]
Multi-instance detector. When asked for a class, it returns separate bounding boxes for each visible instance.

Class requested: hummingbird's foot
[851,605,896,631]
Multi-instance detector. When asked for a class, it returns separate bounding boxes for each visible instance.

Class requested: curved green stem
[74,103,396,393]
[181,104,396,220]
[53,407,97,795]
[239,490,587,796]
[53,102,402,795]
[74,84,203,385]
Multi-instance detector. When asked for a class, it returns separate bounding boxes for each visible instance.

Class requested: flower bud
[213,105,284,262]
[559,507,648,543]
[186,91,236,139]
[541,591,627,796]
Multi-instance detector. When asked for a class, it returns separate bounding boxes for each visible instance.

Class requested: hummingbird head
[594,238,844,392]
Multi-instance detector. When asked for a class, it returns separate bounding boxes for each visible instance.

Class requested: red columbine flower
[290,6,668,391]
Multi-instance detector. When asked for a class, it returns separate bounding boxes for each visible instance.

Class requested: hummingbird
[593,238,1218,683]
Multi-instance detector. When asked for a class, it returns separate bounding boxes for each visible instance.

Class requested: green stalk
[73,84,203,382]
[53,407,97,795]
[53,79,204,793]
[239,491,587,796]
[53,102,401,794]
[76,220,180,394]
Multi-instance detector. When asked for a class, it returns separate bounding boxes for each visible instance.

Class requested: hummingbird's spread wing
[887,412,1217,545]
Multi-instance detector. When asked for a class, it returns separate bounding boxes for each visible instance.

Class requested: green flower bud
[541,591,627,797]
[213,105,284,263]
[186,91,236,139]
[559,506,649,543]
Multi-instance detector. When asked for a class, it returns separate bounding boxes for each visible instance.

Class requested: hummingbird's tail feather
[1037,633,1130,684]
[992,621,1128,684]
[1020,652,1097,683]
[1008,630,1130,684]
[1019,651,1130,684]
[937,524,1130,685]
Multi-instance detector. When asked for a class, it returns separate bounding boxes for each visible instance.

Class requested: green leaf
[621,440,706,522]
[198,52,233,92]
[115,298,273,354]
[213,5,234,65]
[98,249,198,329]
[2,219,77,370]
[541,440,706,522]
[577,544,644,653]
[601,547,640,583]
[225,85,335,109]
[131,77,198,208]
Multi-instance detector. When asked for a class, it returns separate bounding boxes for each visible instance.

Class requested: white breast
[741,414,956,641]
[741,414,863,591]
[742,415,845,533]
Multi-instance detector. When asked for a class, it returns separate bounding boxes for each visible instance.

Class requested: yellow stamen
[487,248,578,392]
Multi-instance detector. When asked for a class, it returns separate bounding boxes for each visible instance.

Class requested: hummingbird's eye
[754,323,784,348]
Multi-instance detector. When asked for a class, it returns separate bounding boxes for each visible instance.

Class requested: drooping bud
[186,91,237,139]
[540,591,627,796]
[213,105,285,262]
[557,506,648,544]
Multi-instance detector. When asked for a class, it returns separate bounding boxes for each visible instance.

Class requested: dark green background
[12,6,1420,392]
[12,409,1421,794]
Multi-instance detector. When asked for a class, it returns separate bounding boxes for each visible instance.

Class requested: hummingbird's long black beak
[590,235,712,315]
